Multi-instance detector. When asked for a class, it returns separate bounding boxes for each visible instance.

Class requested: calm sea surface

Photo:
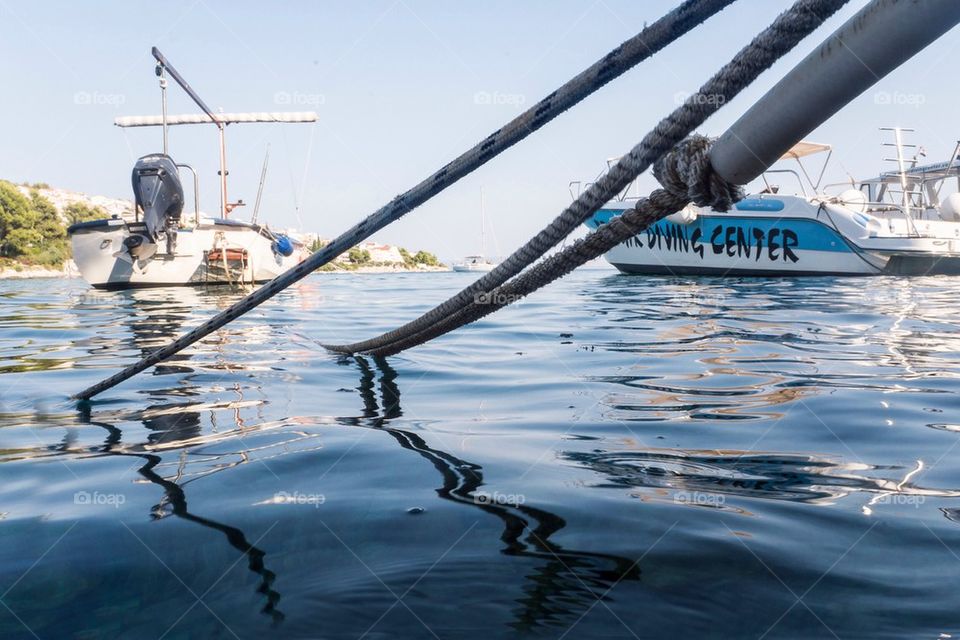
[2,270,960,639]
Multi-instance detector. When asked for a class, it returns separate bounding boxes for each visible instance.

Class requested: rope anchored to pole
[325,0,848,356]
[332,0,960,357]
[359,136,742,356]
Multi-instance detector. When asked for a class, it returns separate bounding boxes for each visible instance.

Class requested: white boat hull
[587,195,960,277]
[453,255,498,272]
[69,218,306,289]
[452,263,496,273]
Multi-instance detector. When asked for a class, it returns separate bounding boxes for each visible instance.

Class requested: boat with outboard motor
[578,128,960,276]
[68,47,312,289]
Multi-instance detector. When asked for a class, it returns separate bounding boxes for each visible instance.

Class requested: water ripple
[2,273,960,637]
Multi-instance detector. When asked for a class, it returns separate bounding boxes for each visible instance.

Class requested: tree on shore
[64,202,106,225]
[412,250,440,266]
[0,180,68,267]
[308,237,328,253]
[347,247,371,264]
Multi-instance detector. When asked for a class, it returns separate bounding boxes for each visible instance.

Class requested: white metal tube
[710,0,960,186]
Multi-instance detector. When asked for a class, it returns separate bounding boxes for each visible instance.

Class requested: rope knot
[652,135,743,212]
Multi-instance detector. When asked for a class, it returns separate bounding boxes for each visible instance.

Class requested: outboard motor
[131,153,184,254]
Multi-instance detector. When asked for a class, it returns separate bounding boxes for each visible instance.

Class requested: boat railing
[820,181,858,193]
[860,202,941,222]
[817,188,944,224]
[820,175,949,224]
[176,163,201,226]
[760,169,808,197]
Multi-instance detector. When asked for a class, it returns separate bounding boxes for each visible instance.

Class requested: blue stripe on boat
[585,209,852,253]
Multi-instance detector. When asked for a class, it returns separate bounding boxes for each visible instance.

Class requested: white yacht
[578,129,960,276]
[452,256,498,273]
[68,47,313,289]
[453,187,499,273]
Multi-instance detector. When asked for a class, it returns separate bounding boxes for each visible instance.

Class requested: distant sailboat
[453,188,499,272]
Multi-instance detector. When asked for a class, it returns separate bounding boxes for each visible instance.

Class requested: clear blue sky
[1,1,957,260]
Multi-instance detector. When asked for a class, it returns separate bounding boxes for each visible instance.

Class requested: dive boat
[68,48,313,289]
[579,129,960,276]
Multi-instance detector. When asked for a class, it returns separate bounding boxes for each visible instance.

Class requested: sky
[0,1,958,261]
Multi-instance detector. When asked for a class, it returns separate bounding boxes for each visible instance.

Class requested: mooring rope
[329,0,849,356]
[74,0,738,400]
[366,136,741,356]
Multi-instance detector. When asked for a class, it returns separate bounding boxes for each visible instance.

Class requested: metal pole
[152,47,218,123]
[709,0,960,186]
[158,65,169,155]
[152,47,229,216]
[892,127,913,227]
[176,163,200,226]
[218,124,228,218]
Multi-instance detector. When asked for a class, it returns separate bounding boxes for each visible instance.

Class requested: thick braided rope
[337,0,849,356]
[75,0,736,400]
[369,136,742,356]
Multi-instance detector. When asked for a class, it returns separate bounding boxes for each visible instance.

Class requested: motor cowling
[132,154,184,243]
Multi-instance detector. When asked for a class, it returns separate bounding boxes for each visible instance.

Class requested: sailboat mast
[252,145,270,224]
[480,187,485,256]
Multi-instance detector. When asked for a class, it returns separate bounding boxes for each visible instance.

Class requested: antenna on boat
[252,145,270,225]
[151,47,231,218]
[881,127,919,235]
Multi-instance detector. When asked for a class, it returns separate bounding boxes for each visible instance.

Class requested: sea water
[1,271,959,638]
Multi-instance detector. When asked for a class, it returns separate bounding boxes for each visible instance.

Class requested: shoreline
[0,262,80,280]
[0,262,451,279]
[317,265,451,274]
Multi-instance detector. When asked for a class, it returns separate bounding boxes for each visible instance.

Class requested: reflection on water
[563,449,957,506]
[2,273,960,637]
[353,356,640,631]
[59,348,643,632]
[80,415,285,624]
